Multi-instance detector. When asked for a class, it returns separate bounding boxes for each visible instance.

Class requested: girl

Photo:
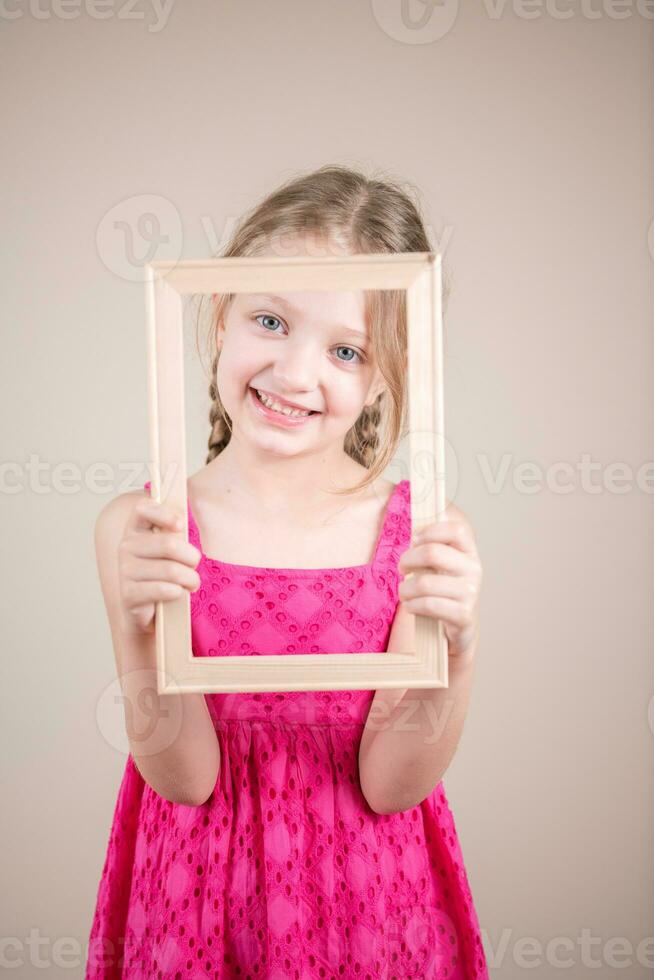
[85,165,488,980]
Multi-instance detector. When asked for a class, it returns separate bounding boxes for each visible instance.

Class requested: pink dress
[85,479,488,980]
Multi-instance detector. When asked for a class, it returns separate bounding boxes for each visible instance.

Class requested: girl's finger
[400,594,471,627]
[125,557,201,591]
[398,571,469,603]
[415,519,477,556]
[399,541,474,576]
[123,579,186,605]
[131,498,184,533]
[128,530,201,567]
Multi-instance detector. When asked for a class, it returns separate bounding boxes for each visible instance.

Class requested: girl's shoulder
[376,475,410,502]
[373,476,410,519]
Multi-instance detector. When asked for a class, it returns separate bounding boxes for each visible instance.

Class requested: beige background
[2,3,653,977]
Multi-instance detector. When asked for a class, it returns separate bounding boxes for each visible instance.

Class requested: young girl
[85,165,488,980]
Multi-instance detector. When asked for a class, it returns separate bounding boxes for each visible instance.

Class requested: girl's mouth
[248,387,320,428]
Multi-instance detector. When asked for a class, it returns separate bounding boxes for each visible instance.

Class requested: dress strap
[372,479,411,578]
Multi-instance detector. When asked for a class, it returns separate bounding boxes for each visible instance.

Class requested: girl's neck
[199,446,370,522]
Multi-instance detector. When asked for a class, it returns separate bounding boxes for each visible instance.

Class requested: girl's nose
[272,343,321,393]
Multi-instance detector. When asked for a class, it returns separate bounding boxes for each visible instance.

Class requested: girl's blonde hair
[199,164,450,496]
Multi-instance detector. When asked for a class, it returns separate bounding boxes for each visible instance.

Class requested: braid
[345,396,383,470]
[205,348,232,464]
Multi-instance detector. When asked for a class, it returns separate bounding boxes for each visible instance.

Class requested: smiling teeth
[256,389,312,417]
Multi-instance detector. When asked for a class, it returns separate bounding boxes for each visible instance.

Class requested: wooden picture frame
[144,251,448,694]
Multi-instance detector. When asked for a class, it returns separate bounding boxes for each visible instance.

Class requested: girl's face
[215,278,386,459]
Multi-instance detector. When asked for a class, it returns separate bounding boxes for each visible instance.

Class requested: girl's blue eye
[257,314,282,333]
[253,314,366,364]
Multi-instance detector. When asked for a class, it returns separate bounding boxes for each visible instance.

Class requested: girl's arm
[94,492,221,807]
[359,606,477,814]
[359,504,482,815]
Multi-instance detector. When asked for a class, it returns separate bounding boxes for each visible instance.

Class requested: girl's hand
[397,504,482,663]
[118,497,203,635]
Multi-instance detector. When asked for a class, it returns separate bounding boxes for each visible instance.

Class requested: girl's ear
[364,374,387,408]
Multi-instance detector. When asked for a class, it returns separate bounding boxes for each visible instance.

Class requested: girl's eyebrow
[248,293,369,341]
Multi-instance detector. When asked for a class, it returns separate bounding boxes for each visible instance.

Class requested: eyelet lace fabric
[85,480,488,979]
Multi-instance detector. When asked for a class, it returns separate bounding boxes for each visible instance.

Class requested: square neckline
[176,478,405,576]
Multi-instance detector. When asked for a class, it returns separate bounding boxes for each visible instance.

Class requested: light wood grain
[144,251,448,694]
